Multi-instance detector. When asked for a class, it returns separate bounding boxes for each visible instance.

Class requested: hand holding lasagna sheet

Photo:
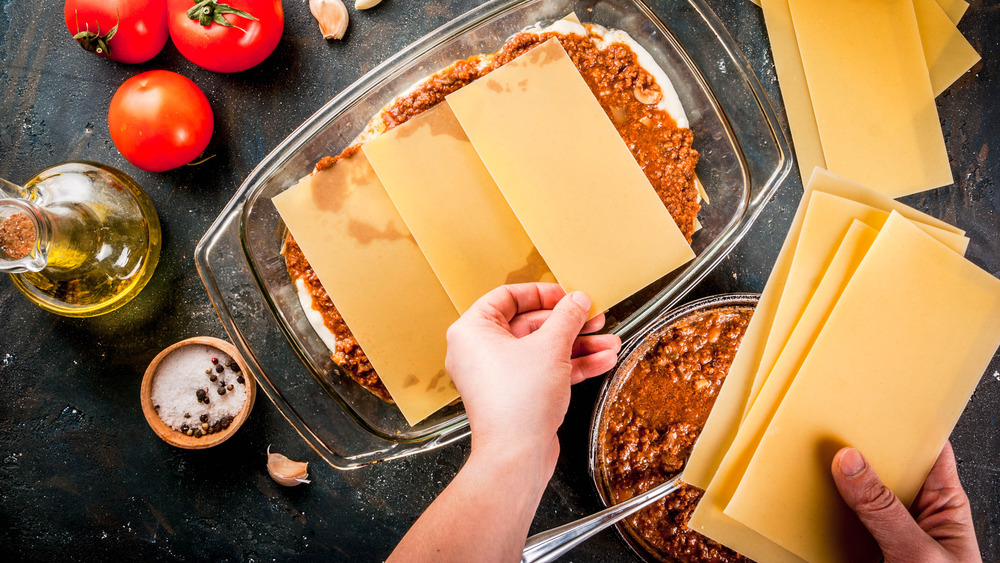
[684,168,966,491]
[361,102,555,315]
[446,39,695,318]
[273,32,696,424]
[687,168,1000,562]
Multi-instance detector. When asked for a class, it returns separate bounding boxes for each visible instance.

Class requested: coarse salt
[150,344,247,430]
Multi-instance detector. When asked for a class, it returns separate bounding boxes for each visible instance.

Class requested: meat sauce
[285,28,701,402]
[599,306,753,562]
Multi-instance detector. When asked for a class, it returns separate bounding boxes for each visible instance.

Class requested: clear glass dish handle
[521,475,683,563]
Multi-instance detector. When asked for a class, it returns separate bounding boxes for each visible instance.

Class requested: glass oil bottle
[0,161,161,317]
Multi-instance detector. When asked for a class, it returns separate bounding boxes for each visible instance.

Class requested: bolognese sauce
[599,306,753,562]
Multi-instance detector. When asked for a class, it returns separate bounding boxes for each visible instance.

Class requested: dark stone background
[1,0,997,561]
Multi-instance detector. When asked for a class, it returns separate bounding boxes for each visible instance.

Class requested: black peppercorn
[231,363,241,373]
[237,375,245,385]
[217,387,226,396]
[200,414,209,423]
[180,424,189,432]
[221,417,231,429]
[196,389,206,400]
[210,375,217,382]
[215,364,224,373]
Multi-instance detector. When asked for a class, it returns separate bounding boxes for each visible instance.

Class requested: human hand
[831,442,981,563]
[445,283,621,470]
[389,284,619,562]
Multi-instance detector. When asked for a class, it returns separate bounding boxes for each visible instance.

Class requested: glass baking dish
[195,0,791,469]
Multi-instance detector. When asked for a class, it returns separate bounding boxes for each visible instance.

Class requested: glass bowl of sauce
[588,293,758,562]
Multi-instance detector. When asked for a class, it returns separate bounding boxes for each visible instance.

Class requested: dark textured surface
[1,0,998,561]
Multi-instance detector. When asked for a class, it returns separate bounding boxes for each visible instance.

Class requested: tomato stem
[72,9,120,57]
[187,0,259,33]
[186,154,217,166]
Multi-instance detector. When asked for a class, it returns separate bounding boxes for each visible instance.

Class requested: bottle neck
[0,177,27,199]
[0,194,98,275]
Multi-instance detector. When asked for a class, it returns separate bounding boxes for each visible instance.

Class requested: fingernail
[570,291,591,310]
[839,448,866,477]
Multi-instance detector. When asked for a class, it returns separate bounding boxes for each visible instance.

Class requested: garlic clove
[310,0,349,40]
[355,0,383,9]
[267,445,311,486]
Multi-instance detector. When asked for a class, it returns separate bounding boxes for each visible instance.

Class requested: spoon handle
[521,475,683,563]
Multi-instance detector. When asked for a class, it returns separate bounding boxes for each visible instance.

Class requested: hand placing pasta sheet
[684,168,1000,563]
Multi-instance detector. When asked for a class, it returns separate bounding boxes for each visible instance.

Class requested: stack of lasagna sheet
[683,167,1000,562]
[753,0,979,195]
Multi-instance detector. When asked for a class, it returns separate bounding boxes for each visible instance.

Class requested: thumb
[538,291,591,349]
[831,448,937,561]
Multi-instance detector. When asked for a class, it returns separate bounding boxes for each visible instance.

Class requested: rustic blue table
[2,0,997,560]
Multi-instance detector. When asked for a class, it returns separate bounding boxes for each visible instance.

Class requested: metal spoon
[521,475,683,563]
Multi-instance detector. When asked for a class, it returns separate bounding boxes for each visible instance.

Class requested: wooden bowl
[140,336,256,449]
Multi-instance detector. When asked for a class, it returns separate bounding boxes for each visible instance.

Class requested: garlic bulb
[309,0,349,40]
[267,446,311,486]
[356,0,383,9]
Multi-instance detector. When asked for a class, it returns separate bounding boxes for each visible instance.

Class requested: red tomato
[108,71,214,173]
[167,0,284,73]
[64,0,168,64]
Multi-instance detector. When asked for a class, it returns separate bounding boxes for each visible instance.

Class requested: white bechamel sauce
[523,18,588,37]
[295,278,342,355]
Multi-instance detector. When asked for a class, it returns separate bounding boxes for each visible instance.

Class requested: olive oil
[0,162,161,317]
